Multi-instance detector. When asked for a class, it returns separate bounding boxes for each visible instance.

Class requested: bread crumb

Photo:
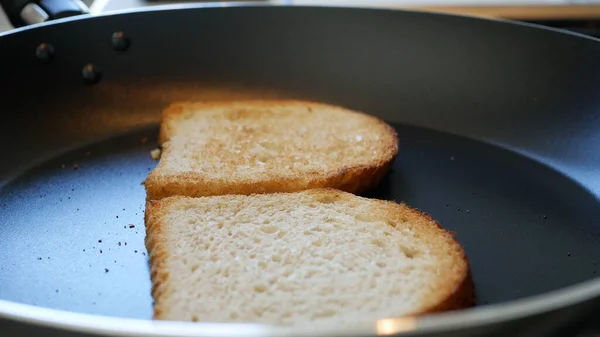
[141,137,148,143]
[150,148,161,160]
[73,164,79,170]
[60,164,66,169]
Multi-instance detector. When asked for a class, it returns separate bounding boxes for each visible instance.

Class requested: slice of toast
[145,188,474,326]
[144,100,398,200]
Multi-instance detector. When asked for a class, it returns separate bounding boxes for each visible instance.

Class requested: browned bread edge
[144,199,173,320]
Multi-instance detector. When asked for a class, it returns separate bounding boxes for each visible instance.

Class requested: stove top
[91,0,600,39]
[91,0,600,20]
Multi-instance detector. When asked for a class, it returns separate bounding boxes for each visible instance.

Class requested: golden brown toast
[145,188,474,325]
[144,100,398,200]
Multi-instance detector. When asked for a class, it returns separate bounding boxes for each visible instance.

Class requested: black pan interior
[0,122,599,319]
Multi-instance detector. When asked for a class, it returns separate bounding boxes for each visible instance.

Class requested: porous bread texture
[144,100,398,200]
[145,189,474,326]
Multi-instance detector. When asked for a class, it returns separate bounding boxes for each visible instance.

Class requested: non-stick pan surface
[1,122,599,314]
[1,4,600,337]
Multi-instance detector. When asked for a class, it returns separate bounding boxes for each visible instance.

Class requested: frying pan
[1,2,600,337]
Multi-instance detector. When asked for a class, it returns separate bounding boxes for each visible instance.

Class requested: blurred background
[2,0,600,37]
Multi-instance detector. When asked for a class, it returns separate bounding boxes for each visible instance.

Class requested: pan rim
[1,277,600,336]
[1,2,600,336]
[1,0,600,44]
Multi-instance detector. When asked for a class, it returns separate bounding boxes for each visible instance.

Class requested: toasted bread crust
[144,200,173,319]
[423,268,476,314]
[157,100,394,146]
[144,189,474,321]
[144,156,395,201]
[345,192,475,315]
[145,100,398,200]
[391,204,475,314]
